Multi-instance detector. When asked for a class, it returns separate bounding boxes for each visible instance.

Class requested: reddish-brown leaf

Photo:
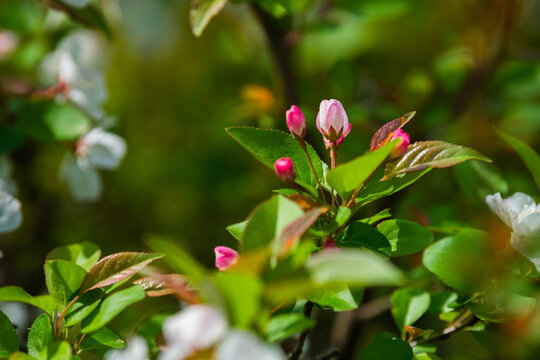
[80,252,163,293]
[369,111,416,151]
[279,207,325,254]
[134,274,198,304]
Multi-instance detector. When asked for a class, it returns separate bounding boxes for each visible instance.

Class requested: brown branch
[290,301,315,360]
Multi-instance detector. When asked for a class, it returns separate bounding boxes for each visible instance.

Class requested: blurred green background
[0,0,539,358]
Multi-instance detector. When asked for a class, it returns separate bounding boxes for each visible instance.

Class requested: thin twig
[290,301,314,360]
[303,146,328,208]
[409,310,477,347]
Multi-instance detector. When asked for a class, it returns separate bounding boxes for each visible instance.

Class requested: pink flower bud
[214,246,239,271]
[316,99,349,142]
[323,123,351,149]
[286,105,306,140]
[389,129,410,159]
[274,157,295,183]
[323,240,339,252]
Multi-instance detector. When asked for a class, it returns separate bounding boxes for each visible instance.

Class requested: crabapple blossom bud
[286,105,306,141]
[214,246,239,271]
[323,240,339,252]
[389,129,410,159]
[274,158,295,183]
[316,99,349,142]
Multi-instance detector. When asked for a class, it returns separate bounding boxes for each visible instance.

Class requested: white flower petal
[0,190,22,233]
[0,155,17,194]
[162,305,228,356]
[59,154,102,202]
[511,232,540,272]
[486,193,514,228]
[105,336,149,360]
[82,128,127,170]
[216,330,286,360]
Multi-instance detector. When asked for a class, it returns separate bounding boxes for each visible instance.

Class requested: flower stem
[329,147,337,210]
[302,145,328,208]
[289,301,314,360]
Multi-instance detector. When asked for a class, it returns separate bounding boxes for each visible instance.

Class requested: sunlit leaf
[0,311,18,357]
[308,285,363,312]
[265,313,314,343]
[370,111,415,150]
[27,314,52,357]
[79,327,125,351]
[44,260,87,310]
[134,274,198,303]
[384,141,491,178]
[377,220,433,257]
[190,0,228,37]
[226,221,247,241]
[279,207,324,254]
[338,221,391,257]
[46,242,101,272]
[391,287,430,332]
[64,289,104,327]
[0,287,56,315]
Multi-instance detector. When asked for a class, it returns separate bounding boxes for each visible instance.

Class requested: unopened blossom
[40,30,110,122]
[0,190,22,233]
[389,129,410,159]
[274,158,295,183]
[323,240,339,252]
[323,123,351,150]
[286,105,306,141]
[216,330,285,360]
[159,305,229,360]
[316,99,349,143]
[105,336,149,360]
[486,192,540,270]
[215,246,239,271]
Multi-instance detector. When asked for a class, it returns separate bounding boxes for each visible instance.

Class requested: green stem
[55,294,80,336]
[289,301,314,360]
[302,145,328,208]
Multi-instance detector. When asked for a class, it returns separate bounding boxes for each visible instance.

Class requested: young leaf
[279,207,324,254]
[391,287,430,332]
[0,311,18,357]
[46,242,101,272]
[81,286,146,333]
[190,0,228,37]
[134,274,198,304]
[384,141,491,178]
[64,289,104,327]
[145,235,206,283]
[358,333,413,360]
[306,249,403,287]
[226,127,326,197]
[80,252,163,293]
[423,230,489,294]
[242,195,304,252]
[226,221,248,241]
[8,353,37,360]
[27,314,53,357]
[42,341,72,360]
[377,220,434,257]
[0,287,56,315]
[44,260,87,310]
[327,141,398,196]
[356,169,431,206]
[79,327,125,351]
[338,221,392,257]
[370,112,416,150]
[496,128,540,190]
[308,285,363,312]
[360,208,392,225]
[265,313,314,343]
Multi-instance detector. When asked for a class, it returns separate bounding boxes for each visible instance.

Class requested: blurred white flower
[0,155,17,194]
[0,190,22,233]
[216,330,286,360]
[60,128,126,202]
[159,305,229,360]
[486,192,540,269]
[105,336,149,360]
[40,30,110,122]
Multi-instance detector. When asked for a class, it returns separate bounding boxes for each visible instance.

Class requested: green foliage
[358,333,413,360]
[64,289,104,327]
[0,287,56,315]
[46,242,101,272]
[391,287,430,333]
[79,327,125,351]
[0,311,18,357]
[308,285,363,311]
[226,127,326,197]
[226,220,248,241]
[27,314,53,358]
[376,220,433,257]
[338,221,392,256]
[44,260,87,311]
[384,141,491,178]
[265,313,314,343]
[41,341,72,360]
[190,0,228,37]
[423,230,489,294]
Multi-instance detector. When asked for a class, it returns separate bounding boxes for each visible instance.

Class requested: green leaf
[226,221,247,241]
[266,313,314,343]
[279,207,324,254]
[64,289,104,327]
[81,286,146,333]
[428,290,458,315]
[308,285,363,312]
[0,287,56,315]
[42,341,71,360]
[360,208,392,225]
[391,287,430,332]
[358,333,413,360]
[8,353,37,360]
[203,272,262,328]
[79,327,125,351]
[226,127,326,197]
[0,125,23,153]
[44,260,87,311]
[327,141,397,196]
[80,252,163,293]
[384,141,491,178]
[242,195,304,252]
[414,353,442,360]
[377,220,434,257]
[47,242,101,272]
[338,221,392,257]
[145,235,206,283]
[423,230,489,294]
[190,0,228,37]
[306,249,403,287]
[48,1,111,35]
[18,101,91,141]
[356,169,431,206]
[0,311,18,356]
[496,128,540,190]
[27,314,53,357]
[453,162,509,206]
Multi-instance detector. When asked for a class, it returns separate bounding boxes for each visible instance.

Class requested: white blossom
[486,192,540,270]
[105,336,149,360]
[0,155,17,194]
[0,190,22,233]
[79,128,127,170]
[59,154,102,202]
[216,330,286,360]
